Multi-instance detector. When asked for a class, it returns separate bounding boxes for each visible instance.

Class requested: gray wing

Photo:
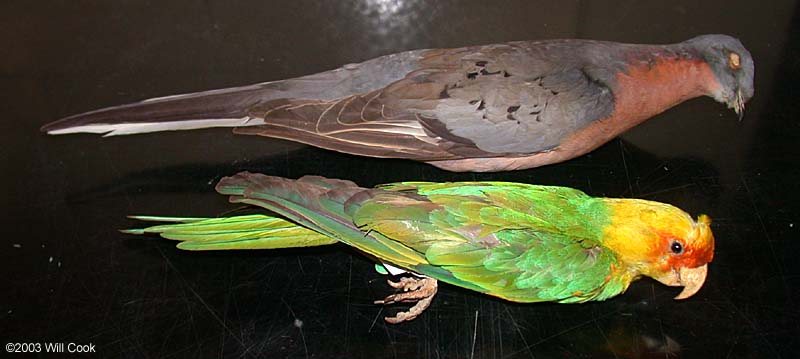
[239,42,617,159]
[44,39,617,160]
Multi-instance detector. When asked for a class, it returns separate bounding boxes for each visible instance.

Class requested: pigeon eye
[728,52,741,70]
[670,241,684,255]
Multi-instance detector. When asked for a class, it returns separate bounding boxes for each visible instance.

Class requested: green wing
[438,229,621,303]
[354,182,625,303]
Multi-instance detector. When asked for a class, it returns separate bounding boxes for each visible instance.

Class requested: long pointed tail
[41,50,426,137]
[41,83,279,136]
[123,173,371,251]
[124,214,337,250]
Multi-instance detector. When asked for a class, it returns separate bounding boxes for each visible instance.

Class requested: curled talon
[374,277,438,323]
[384,295,436,324]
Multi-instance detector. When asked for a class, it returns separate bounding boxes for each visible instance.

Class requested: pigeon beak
[733,89,745,121]
[654,264,708,300]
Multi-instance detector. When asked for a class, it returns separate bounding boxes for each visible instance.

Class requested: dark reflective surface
[3,1,798,357]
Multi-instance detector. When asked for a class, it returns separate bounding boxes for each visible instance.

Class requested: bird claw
[374,277,438,324]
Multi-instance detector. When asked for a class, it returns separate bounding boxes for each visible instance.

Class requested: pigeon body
[43,35,753,172]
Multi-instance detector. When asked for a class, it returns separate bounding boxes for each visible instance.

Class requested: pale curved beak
[655,264,708,300]
[674,265,708,300]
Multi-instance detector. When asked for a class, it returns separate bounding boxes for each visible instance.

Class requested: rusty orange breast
[612,58,720,130]
[553,58,720,158]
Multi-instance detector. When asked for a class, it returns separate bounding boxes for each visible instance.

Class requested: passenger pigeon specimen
[43,35,753,172]
[126,172,715,323]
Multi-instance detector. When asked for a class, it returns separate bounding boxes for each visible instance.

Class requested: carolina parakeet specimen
[125,172,715,323]
[43,35,753,172]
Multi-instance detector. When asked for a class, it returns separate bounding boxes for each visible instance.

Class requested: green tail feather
[123,214,337,250]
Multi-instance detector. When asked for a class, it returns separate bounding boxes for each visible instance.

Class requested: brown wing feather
[235,42,615,160]
[234,90,456,160]
[233,46,504,160]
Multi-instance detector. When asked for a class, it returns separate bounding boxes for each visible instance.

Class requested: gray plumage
[42,35,754,172]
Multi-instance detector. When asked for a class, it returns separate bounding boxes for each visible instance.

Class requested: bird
[125,172,715,323]
[42,34,753,172]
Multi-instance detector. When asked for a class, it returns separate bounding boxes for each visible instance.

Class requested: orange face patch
[655,228,715,272]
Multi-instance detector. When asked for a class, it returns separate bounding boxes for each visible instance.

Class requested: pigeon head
[686,34,754,119]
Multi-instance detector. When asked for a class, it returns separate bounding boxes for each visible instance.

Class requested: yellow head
[599,198,715,299]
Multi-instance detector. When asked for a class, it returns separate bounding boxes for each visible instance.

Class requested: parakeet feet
[374,277,438,324]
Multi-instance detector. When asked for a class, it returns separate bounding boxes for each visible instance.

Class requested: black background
[2,1,798,357]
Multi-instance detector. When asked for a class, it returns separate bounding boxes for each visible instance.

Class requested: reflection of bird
[602,326,683,358]
[126,172,715,323]
[43,35,753,172]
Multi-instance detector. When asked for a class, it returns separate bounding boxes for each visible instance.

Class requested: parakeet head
[599,199,715,299]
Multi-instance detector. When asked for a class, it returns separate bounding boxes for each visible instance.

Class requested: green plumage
[129,172,632,304]
[123,215,336,250]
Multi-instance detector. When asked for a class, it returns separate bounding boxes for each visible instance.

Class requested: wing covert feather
[351,182,621,302]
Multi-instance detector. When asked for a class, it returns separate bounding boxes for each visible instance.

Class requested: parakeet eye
[670,241,684,254]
